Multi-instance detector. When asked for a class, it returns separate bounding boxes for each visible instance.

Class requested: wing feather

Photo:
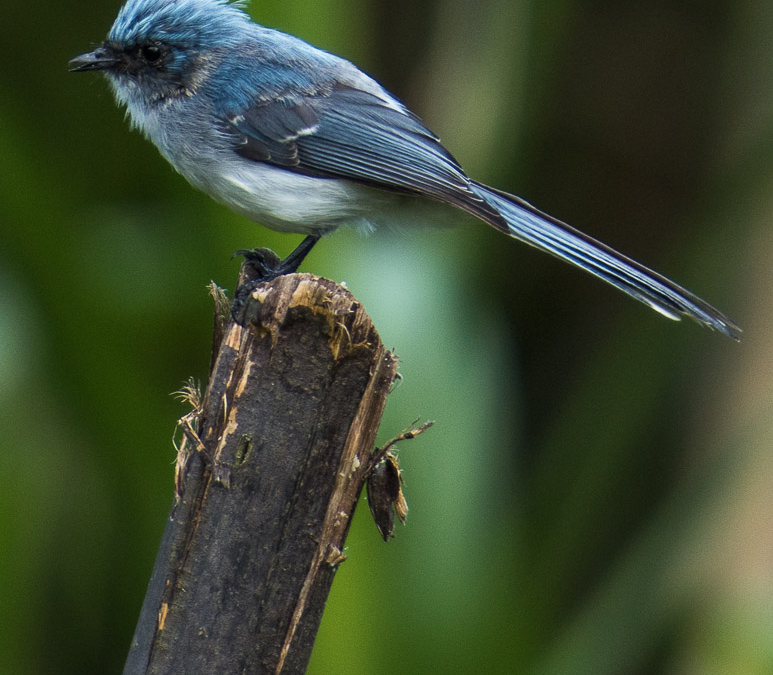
[224,85,506,226]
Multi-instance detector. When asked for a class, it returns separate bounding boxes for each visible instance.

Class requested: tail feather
[472,182,740,340]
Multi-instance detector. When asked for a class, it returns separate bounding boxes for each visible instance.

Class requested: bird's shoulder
[206,25,386,112]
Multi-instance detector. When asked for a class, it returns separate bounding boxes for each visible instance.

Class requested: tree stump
[123,271,399,675]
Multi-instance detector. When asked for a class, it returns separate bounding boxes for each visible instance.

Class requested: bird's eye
[140,45,163,63]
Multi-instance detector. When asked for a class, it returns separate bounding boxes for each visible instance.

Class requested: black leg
[235,234,321,281]
[276,234,321,275]
[231,235,322,324]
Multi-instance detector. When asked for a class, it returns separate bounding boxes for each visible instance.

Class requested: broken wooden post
[123,269,401,675]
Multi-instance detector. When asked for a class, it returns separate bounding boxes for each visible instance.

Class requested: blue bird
[70,0,739,338]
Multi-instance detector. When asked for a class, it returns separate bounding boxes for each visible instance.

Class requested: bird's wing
[216,75,740,338]
[221,84,506,226]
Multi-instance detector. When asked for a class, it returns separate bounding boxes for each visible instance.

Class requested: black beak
[69,45,119,72]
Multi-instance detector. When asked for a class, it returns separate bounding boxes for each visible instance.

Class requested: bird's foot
[234,247,286,281]
[230,248,281,324]
[230,235,321,324]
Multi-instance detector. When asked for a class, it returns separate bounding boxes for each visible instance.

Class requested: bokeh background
[1,0,771,673]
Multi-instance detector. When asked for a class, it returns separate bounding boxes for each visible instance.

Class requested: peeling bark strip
[124,272,398,675]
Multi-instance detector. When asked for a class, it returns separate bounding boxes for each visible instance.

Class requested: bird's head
[70,0,251,104]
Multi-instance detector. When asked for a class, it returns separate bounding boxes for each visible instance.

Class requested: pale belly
[183,156,392,235]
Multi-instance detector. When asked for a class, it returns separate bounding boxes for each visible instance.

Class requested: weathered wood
[123,271,399,675]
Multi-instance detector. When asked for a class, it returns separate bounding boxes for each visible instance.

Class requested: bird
[70,0,740,339]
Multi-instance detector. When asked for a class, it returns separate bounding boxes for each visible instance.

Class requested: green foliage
[1,1,769,673]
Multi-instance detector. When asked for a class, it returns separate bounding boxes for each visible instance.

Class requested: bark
[123,271,399,675]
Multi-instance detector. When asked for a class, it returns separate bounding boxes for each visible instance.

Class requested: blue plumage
[70,0,739,338]
[109,0,250,49]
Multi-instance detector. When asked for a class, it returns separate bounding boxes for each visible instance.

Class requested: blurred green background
[1,0,771,673]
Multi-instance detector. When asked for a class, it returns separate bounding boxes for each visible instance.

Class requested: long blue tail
[471,182,740,339]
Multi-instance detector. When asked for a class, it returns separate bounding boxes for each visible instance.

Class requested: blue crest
[108,0,251,48]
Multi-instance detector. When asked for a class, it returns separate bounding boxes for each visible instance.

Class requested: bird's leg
[275,233,321,275]
[235,234,321,280]
[231,234,321,323]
